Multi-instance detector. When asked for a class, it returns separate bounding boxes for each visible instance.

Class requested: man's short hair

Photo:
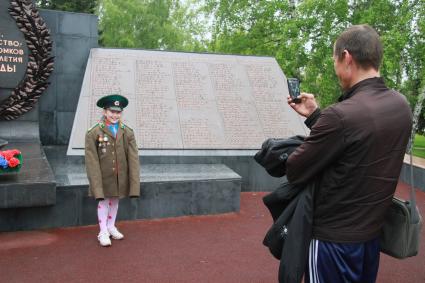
[334,24,383,71]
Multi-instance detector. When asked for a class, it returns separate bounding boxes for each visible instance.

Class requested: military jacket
[85,121,140,199]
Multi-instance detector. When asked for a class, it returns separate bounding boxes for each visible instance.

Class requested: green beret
[96,94,129,111]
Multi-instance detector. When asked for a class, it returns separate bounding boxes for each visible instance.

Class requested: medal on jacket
[104,136,110,146]
[98,134,107,153]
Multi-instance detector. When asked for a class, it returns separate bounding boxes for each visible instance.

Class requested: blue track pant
[305,238,380,283]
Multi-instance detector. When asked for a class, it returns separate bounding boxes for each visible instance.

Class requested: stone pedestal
[0,138,7,148]
[0,142,56,208]
[0,147,241,231]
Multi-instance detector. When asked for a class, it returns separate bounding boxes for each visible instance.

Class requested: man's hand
[287,92,318,117]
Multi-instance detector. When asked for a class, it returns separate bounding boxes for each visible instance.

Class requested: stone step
[0,163,241,231]
[0,142,56,209]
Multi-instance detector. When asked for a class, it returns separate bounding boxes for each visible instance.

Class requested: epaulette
[87,123,99,132]
[120,122,133,131]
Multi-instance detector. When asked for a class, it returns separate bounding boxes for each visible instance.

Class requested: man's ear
[342,49,353,66]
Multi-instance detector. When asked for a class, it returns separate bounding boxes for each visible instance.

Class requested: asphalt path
[1,183,424,283]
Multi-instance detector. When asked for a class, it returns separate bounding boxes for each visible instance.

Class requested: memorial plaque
[0,0,29,89]
[67,49,308,154]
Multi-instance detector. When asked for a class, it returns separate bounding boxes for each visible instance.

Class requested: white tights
[97,197,119,234]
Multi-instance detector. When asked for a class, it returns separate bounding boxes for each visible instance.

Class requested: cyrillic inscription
[68,49,308,154]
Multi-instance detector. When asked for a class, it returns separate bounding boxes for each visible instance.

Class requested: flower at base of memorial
[0,156,8,169]
[8,157,20,168]
[0,149,22,172]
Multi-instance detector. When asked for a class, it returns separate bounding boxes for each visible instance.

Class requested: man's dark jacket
[286,77,413,242]
[255,136,315,283]
[255,136,305,178]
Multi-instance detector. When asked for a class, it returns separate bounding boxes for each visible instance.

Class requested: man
[286,24,412,282]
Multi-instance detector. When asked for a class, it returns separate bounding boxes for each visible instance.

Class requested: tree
[204,0,425,114]
[97,0,207,51]
[36,0,97,14]
[404,1,425,132]
[36,0,425,129]
[204,0,349,106]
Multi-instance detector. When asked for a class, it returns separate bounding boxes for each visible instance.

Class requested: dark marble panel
[90,15,98,38]
[116,197,138,221]
[0,121,39,141]
[1,160,243,231]
[57,12,97,37]
[153,182,193,218]
[0,190,75,231]
[48,145,281,191]
[55,35,91,75]
[56,73,84,112]
[40,10,58,34]
[136,183,157,219]
[80,190,98,226]
[142,164,241,183]
[15,104,39,122]
[4,183,55,208]
[192,180,241,215]
[0,188,6,207]
[0,208,15,230]
[46,187,79,227]
[57,111,76,145]
[39,111,57,145]
[39,74,58,112]
[0,142,56,208]
[139,154,284,192]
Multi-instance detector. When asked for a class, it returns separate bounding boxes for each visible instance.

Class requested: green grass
[413,134,425,158]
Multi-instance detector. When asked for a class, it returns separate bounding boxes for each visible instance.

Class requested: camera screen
[287,78,300,98]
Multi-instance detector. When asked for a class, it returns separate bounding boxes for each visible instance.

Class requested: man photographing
[286,24,412,282]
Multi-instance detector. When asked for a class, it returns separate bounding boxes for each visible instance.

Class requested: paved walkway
[1,183,424,283]
[405,153,425,168]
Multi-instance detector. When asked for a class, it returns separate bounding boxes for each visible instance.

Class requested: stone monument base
[0,138,7,148]
[0,146,241,231]
[0,142,56,209]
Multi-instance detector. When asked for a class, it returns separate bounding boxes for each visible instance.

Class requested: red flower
[8,157,20,168]
[0,150,21,161]
[2,151,14,161]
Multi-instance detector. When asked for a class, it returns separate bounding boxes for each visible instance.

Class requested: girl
[85,94,140,247]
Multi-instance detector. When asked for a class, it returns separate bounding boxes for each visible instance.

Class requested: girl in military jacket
[85,94,140,247]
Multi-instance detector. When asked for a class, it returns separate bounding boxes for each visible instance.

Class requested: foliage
[36,0,97,14]
[97,0,208,51]
[413,134,425,158]
[205,0,425,112]
[36,0,425,128]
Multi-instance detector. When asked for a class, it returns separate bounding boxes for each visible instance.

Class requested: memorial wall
[68,48,308,154]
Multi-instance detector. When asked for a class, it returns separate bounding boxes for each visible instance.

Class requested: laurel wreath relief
[0,0,54,121]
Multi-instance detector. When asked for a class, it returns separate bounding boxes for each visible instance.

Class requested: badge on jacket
[98,134,110,153]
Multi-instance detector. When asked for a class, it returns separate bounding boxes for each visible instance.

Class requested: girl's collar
[104,120,119,126]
